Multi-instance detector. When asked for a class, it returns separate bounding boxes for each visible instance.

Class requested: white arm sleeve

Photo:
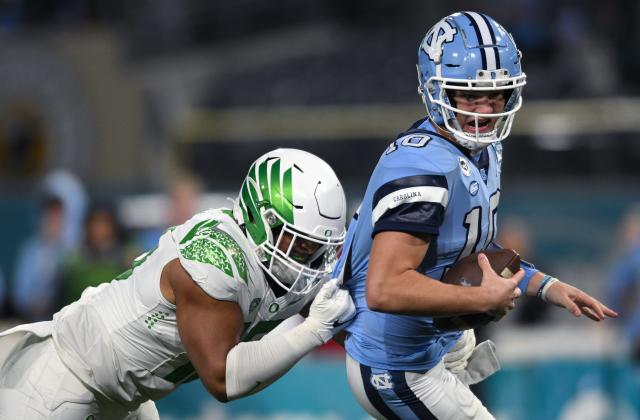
[261,314,305,339]
[224,318,324,400]
[225,279,355,400]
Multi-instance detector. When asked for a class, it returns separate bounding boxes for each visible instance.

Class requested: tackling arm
[167,260,354,402]
[167,259,242,401]
[366,231,523,316]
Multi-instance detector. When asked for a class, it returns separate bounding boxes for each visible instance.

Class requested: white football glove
[306,278,356,343]
[444,330,501,386]
[444,329,476,373]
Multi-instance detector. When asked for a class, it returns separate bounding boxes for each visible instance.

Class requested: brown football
[432,249,521,331]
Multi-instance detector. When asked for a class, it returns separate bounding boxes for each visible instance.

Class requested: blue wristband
[518,261,537,294]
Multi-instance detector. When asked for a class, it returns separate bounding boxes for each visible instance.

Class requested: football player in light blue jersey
[337,11,618,420]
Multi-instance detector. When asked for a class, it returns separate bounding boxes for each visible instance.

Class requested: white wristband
[540,277,559,302]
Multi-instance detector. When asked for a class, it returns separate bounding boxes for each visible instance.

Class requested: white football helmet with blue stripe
[417,11,526,150]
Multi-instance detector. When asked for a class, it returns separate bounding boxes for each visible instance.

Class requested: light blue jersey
[338,118,533,371]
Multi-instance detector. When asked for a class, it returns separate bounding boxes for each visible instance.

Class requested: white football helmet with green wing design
[233,148,347,294]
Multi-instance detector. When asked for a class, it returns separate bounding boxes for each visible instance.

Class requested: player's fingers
[319,279,338,298]
[477,253,497,276]
[587,300,606,320]
[510,268,525,283]
[334,287,350,302]
[512,287,522,300]
[575,294,604,320]
[585,298,619,318]
[507,301,516,310]
[581,306,602,322]
[602,305,619,318]
[563,297,582,317]
[580,294,608,320]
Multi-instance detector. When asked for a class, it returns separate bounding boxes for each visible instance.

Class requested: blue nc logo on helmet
[417,12,526,151]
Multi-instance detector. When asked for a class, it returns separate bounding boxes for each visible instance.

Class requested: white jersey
[50,208,321,409]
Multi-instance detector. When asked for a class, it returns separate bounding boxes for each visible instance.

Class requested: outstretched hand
[544,281,618,321]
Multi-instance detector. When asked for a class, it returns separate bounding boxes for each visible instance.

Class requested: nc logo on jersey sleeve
[422,20,457,62]
[370,372,394,390]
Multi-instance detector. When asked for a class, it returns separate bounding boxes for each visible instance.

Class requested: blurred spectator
[551,5,619,97]
[607,204,640,361]
[11,170,87,322]
[59,204,135,306]
[497,216,550,324]
[137,174,203,251]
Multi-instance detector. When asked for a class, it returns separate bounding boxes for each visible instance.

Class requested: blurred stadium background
[1,0,640,419]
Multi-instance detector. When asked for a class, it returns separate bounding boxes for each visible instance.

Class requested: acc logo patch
[459,157,471,177]
[469,181,479,196]
[370,372,394,390]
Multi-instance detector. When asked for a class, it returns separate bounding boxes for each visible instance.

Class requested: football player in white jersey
[0,148,355,419]
[337,12,618,420]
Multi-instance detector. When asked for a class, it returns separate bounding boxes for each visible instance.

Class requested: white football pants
[346,353,494,420]
[0,334,158,420]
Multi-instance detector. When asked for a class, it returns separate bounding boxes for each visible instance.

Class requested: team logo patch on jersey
[370,372,394,390]
[469,181,479,196]
[268,303,279,313]
[459,157,471,177]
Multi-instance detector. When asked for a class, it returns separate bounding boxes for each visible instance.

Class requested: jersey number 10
[457,190,500,261]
